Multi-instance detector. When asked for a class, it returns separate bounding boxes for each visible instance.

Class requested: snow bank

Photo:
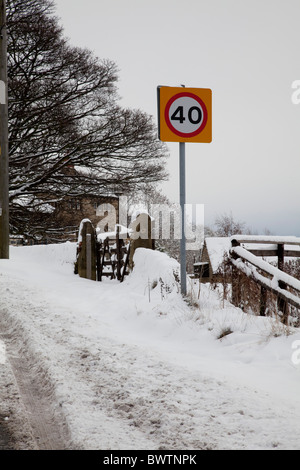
[121,248,189,321]
[1,243,300,450]
[129,248,180,294]
[10,241,76,269]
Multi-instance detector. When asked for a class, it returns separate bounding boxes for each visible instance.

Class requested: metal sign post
[157,85,212,296]
[179,141,187,295]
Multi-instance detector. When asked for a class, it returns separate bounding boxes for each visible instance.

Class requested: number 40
[171,105,202,124]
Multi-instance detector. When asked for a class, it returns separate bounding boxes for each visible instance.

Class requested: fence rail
[229,236,300,323]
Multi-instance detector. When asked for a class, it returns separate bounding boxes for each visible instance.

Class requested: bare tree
[7,0,168,239]
[213,211,249,237]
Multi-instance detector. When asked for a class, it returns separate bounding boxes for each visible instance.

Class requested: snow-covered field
[0,242,300,450]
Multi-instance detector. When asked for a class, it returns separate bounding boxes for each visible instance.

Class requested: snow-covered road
[0,243,299,450]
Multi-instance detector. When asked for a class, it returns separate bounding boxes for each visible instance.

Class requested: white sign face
[165,92,208,139]
[0,80,5,105]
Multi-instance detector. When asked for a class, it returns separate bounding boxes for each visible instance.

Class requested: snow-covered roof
[204,237,231,273]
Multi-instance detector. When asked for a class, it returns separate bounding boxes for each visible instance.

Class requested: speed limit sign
[157,86,212,143]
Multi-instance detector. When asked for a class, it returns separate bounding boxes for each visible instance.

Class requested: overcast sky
[54,0,300,236]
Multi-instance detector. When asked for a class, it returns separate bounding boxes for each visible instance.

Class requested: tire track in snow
[0,309,74,450]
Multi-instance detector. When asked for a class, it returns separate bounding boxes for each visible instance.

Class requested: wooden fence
[229,236,300,324]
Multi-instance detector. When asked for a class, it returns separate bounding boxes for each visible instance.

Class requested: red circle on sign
[164,92,208,138]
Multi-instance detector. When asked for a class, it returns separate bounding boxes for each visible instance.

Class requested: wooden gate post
[231,266,241,308]
[116,224,121,281]
[277,243,289,324]
[260,286,267,316]
[129,213,153,270]
[230,239,241,308]
[77,219,96,281]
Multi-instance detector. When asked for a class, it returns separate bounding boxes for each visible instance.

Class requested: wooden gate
[77,214,153,283]
[97,225,130,282]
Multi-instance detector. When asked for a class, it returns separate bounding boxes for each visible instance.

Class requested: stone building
[194,237,231,283]
[53,194,120,242]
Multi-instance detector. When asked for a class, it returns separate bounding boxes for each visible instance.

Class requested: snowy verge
[0,243,300,449]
